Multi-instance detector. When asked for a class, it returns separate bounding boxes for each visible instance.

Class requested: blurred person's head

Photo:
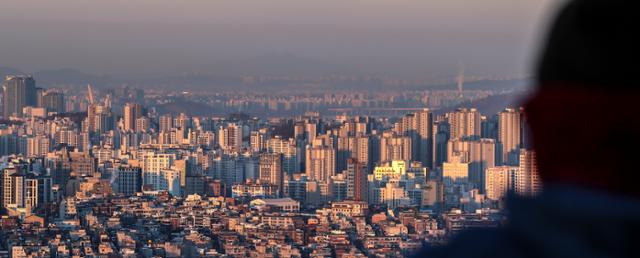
[526,0,640,196]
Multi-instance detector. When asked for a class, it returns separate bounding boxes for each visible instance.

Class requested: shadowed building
[2,75,37,118]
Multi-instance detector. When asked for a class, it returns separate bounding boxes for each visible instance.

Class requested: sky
[0,0,560,81]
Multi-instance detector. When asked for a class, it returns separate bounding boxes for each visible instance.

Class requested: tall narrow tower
[457,64,465,99]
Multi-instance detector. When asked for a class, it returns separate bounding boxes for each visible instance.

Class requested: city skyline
[0,1,554,257]
[0,73,536,257]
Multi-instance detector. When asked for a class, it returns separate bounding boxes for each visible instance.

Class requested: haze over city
[1,0,556,83]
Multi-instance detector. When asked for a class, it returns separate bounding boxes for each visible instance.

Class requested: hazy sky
[0,0,560,80]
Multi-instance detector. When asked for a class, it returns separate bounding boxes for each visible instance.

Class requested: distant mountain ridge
[0,65,528,92]
[33,69,113,87]
[414,78,530,92]
[436,90,531,116]
[0,67,25,78]
[154,100,220,117]
[1,67,114,88]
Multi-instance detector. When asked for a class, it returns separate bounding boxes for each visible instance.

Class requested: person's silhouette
[413,0,640,257]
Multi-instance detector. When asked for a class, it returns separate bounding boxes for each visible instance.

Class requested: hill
[436,91,531,116]
[154,100,221,117]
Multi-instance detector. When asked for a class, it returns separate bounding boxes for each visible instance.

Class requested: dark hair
[536,0,638,89]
